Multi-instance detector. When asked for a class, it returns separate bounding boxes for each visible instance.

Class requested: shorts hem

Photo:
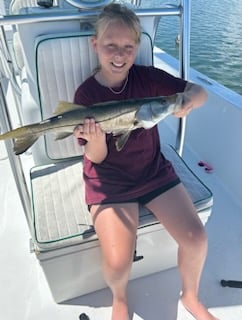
[87,178,181,211]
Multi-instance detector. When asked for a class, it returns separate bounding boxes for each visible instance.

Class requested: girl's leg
[145,183,218,320]
[91,203,139,320]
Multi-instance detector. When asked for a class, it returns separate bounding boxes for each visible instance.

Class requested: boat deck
[1,141,241,320]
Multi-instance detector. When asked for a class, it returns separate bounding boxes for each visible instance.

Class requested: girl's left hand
[173,82,208,118]
[173,92,193,118]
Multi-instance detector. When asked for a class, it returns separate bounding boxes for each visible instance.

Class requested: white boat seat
[31,144,213,251]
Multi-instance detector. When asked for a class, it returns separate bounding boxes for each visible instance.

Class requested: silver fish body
[0,93,184,154]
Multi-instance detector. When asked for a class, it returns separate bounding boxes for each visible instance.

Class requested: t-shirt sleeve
[146,66,187,96]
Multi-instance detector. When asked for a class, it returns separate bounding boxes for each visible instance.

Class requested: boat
[0,0,241,319]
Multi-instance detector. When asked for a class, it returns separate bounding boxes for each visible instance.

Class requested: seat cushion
[31,144,213,251]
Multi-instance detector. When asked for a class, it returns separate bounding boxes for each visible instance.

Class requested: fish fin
[54,101,87,115]
[13,135,39,155]
[55,132,73,140]
[112,130,126,136]
[115,131,131,151]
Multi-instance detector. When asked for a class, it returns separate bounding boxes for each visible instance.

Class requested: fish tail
[0,126,41,155]
[13,134,40,155]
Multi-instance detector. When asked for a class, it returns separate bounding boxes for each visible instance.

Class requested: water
[2,0,242,95]
[142,0,242,95]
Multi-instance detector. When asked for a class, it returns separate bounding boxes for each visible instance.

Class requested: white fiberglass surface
[0,141,241,320]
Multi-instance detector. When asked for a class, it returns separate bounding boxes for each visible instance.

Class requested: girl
[74,3,218,320]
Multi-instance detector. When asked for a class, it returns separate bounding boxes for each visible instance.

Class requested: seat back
[27,30,153,162]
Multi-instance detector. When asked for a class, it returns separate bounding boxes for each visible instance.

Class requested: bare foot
[180,297,219,320]
[111,298,129,320]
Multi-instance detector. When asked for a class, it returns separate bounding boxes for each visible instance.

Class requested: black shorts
[88,178,180,211]
[137,178,180,205]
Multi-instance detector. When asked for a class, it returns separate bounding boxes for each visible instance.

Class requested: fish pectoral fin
[54,101,87,115]
[55,132,73,140]
[112,129,126,136]
[14,135,39,155]
[115,131,131,151]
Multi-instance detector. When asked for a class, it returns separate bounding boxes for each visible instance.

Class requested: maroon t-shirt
[74,65,187,205]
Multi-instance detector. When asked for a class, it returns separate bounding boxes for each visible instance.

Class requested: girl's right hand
[74,118,105,142]
[74,118,107,163]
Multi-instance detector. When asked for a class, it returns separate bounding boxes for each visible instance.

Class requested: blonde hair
[95,2,141,44]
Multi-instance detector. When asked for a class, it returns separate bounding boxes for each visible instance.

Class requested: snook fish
[0,93,184,155]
